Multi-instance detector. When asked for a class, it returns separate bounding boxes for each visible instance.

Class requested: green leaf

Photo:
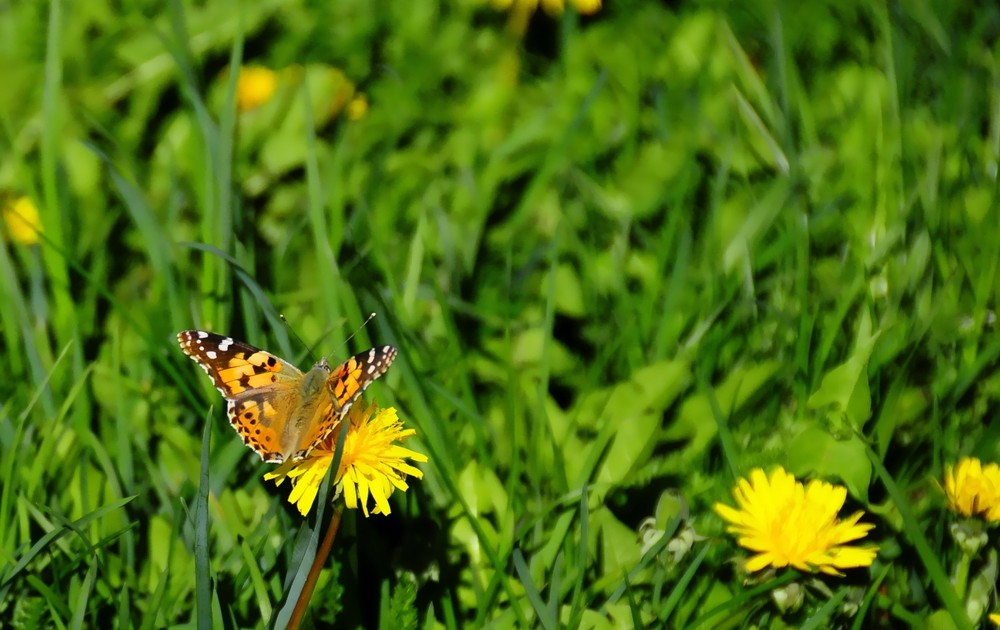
[591,359,691,482]
[807,308,881,431]
[594,507,641,581]
[922,610,960,630]
[786,425,872,498]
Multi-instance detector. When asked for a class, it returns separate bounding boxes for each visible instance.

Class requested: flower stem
[954,549,972,600]
[287,506,344,630]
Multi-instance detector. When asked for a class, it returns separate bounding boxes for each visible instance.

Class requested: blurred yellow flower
[235,66,278,111]
[491,0,601,36]
[265,400,428,517]
[2,196,42,245]
[347,94,369,121]
[990,612,1000,626]
[568,0,601,14]
[491,0,601,17]
[714,467,878,576]
[944,457,1000,521]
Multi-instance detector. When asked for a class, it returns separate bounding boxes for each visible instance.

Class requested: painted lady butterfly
[177,330,397,463]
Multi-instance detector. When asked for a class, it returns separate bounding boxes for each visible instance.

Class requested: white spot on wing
[219,338,233,351]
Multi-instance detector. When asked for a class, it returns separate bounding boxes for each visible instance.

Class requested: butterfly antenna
[281,312,379,361]
[342,312,378,348]
[279,314,317,361]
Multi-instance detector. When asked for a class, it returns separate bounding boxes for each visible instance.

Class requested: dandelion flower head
[714,467,878,576]
[944,457,1000,521]
[235,66,278,111]
[265,400,428,517]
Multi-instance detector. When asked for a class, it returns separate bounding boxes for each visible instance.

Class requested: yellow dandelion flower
[714,467,878,576]
[491,0,601,36]
[346,94,368,121]
[491,0,599,16]
[2,196,42,246]
[990,612,1000,626]
[265,401,428,517]
[491,0,564,16]
[569,0,601,14]
[944,457,1000,521]
[235,66,278,111]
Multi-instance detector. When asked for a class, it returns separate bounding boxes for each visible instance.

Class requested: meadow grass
[1,0,1000,628]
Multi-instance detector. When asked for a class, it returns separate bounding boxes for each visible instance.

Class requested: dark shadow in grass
[605,476,687,531]
[353,495,462,627]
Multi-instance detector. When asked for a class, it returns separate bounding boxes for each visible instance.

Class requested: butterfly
[177,330,397,464]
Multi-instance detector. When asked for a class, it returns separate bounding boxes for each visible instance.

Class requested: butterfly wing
[286,345,399,461]
[329,346,398,412]
[178,330,305,463]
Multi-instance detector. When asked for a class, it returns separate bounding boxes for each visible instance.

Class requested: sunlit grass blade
[692,571,800,628]
[239,540,273,622]
[623,571,642,629]
[26,574,69,623]
[564,484,589,629]
[39,0,77,350]
[1,496,134,587]
[0,239,58,416]
[546,551,563,625]
[139,547,172,630]
[0,347,62,560]
[0,237,29,377]
[659,544,710,625]
[799,588,848,630]
[866,446,971,630]
[69,562,97,630]
[176,241,294,353]
[271,514,321,630]
[195,411,213,630]
[850,564,890,630]
[117,586,130,630]
[272,417,345,629]
[512,548,555,630]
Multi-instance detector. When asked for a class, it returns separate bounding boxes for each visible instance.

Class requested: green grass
[2,0,1000,627]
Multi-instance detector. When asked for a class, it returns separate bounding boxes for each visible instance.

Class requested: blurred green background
[2,0,1000,627]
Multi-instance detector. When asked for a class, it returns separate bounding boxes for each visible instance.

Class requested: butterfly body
[177,330,396,463]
